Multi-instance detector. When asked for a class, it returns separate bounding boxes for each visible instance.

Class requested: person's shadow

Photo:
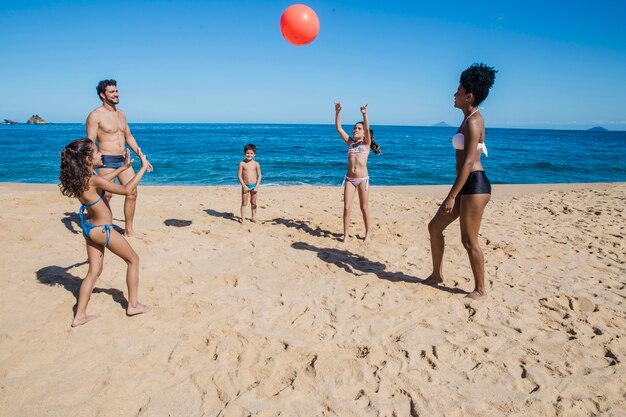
[36,262,129,312]
[61,212,81,235]
[204,209,240,223]
[291,242,467,294]
[268,218,343,240]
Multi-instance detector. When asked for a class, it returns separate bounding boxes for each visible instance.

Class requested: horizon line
[2,121,624,132]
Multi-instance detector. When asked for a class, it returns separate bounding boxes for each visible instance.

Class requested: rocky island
[26,115,51,124]
[432,121,452,127]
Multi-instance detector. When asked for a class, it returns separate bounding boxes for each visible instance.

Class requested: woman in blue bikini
[425,63,497,300]
[59,138,151,326]
[335,102,376,243]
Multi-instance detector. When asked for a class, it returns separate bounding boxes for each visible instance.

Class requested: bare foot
[422,275,444,286]
[465,290,488,301]
[342,235,350,243]
[240,218,245,224]
[126,303,152,316]
[71,314,99,327]
[126,231,146,239]
[251,217,257,223]
[364,234,371,243]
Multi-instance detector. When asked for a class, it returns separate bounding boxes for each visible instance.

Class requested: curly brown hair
[59,138,94,198]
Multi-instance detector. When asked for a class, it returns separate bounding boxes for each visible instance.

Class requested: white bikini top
[452,109,488,157]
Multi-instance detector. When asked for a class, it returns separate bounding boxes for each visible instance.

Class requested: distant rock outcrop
[587,126,608,131]
[432,121,452,127]
[26,115,51,125]
[3,119,18,124]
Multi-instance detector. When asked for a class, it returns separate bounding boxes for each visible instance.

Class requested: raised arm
[360,104,371,146]
[334,102,351,145]
[93,153,149,196]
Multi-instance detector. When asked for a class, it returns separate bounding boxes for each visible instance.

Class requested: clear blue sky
[1,0,625,129]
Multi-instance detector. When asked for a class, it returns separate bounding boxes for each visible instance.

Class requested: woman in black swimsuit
[425,63,497,300]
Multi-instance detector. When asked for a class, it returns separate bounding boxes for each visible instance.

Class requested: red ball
[280,4,320,46]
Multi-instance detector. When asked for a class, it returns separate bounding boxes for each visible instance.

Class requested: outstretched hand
[139,153,153,172]
[334,102,342,113]
[136,147,153,172]
[360,103,368,115]
[123,150,134,169]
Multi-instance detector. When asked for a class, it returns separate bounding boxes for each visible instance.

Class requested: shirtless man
[86,79,153,237]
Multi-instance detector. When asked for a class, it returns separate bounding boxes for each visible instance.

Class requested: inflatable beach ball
[280,4,320,46]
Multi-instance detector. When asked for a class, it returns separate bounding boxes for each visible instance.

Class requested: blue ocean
[1,123,625,185]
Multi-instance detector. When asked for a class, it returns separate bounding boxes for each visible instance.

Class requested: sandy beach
[0,182,624,417]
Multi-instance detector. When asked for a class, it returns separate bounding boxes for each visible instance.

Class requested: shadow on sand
[291,242,467,294]
[36,262,129,312]
[268,218,343,240]
[164,219,192,227]
[204,209,240,223]
[61,212,81,235]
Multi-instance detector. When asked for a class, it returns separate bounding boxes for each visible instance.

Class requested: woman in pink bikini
[425,63,497,300]
[334,102,374,243]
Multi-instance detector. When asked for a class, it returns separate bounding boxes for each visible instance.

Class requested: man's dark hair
[244,144,257,153]
[459,63,497,106]
[96,79,117,101]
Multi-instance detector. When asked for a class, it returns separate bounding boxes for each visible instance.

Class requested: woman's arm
[334,102,351,144]
[99,151,133,181]
[361,104,371,146]
[441,121,481,214]
[92,154,149,196]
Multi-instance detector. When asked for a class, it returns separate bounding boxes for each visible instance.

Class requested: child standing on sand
[335,102,379,242]
[238,144,262,223]
[59,138,151,326]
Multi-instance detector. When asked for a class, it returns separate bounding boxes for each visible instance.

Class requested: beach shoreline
[1,182,624,416]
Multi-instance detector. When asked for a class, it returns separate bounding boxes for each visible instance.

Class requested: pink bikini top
[452,109,488,156]
[348,139,369,155]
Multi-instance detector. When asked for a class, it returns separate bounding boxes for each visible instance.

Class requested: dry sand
[0,182,624,417]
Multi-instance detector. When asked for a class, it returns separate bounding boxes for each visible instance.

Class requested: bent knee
[428,220,441,235]
[125,251,140,265]
[127,189,138,200]
[87,267,103,279]
[461,237,480,252]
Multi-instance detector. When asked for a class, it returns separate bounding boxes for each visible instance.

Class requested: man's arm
[122,111,141,155]
[122,111,153,171]
[86,112,98,143]
[124,129,140,154]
